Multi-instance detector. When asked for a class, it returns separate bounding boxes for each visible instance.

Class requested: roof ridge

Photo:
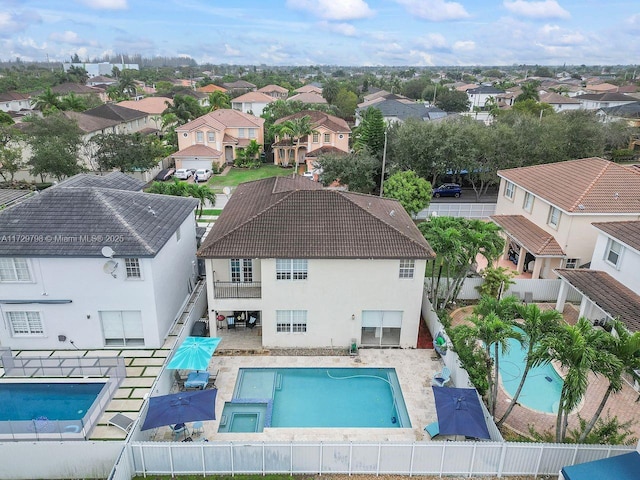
[94,189,155,255]
[569,158,609,211]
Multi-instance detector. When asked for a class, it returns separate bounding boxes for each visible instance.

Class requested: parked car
[155,168,175,181]
[302,171,314,179]
[433,183,462,198]
[174,168,193,180]
[194,169,212,182]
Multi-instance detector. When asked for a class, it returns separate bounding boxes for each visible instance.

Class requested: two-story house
[257,84,288,100]
[555,220,640,333]
[230,91,274,116]
[172,109,265,171]
[197,176,435,349]
[574,92,637,110]
[0,172,199,350]
[465,85,505,111]
[272,110,350,170]
[491,157,640,279]
[0,92,32,113]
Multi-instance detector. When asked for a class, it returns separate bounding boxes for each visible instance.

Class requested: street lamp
[379,128,388,197]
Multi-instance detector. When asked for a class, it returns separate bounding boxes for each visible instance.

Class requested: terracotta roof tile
[196,84,227,93]
[275,110,350,133]
[198,177,435,260]
[231,91,275,103]
[498,157,640,213]
[592,220,640,253]
[177,109,264,132]
[172,144,222,157]
[258,84,288,94]
[287,92,327,104]
[491,215,564,256]
[555,269,640,332]
[117,97,172,115]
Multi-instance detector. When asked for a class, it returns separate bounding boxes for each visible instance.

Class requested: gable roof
[83,103,147,122]
[539,92,580,104]
[574,92,636,102]
[467,85,504,94]
[223,80,256,89]
[0,91,31,102]
[275,110,350,133]
[287,92,327,104]
[196,84,227,93]
[117,97,172,115]
[358,100,447,121]
[498,157,640,213]
[491,215,565,256]
[198,176,435,260]
[64,111,120,133]
[0,187,197,257]
[50,83,103,95]
[177,109,264,132]
[592,220,640,253]
[295,85,323,94]
[258,84,288,94]
[172,144,222,158]
[231,91,275,104]
[55,172,146,191]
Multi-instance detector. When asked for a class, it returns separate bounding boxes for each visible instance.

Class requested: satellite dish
[101,246,115,258]
[102,260,118,278]
[222,186,231,196]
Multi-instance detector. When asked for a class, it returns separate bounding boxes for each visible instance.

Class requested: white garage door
[179,159,211,170]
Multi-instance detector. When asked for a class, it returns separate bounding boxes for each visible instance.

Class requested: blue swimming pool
[495,327,563,413]
[219,368,410,432]
[0,382,106,421]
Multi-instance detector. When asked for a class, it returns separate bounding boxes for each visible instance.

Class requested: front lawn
[208,165,294,192]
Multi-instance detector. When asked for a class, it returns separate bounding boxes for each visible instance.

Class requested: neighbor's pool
[495,326,563,413]
[218,368,410,432]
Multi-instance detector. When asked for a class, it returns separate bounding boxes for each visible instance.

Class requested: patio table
[185,371,210,390]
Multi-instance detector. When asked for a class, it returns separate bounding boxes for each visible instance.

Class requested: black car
[433,183,462,198]
[155,168,175,181]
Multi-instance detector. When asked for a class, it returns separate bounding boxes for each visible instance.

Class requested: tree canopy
[90,133,165,173]
[382,170,431,216]
[317,150,379,194]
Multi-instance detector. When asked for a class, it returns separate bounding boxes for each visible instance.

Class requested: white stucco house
[230,91,274,116]
[0,172,199,350]
[555,220,640,333]
[492,157,640,279]
[197,176,435,349]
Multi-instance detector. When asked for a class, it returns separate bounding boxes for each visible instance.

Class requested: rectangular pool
[219,368,410,432]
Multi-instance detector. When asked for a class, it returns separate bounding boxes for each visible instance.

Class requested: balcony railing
[213,281,262,299]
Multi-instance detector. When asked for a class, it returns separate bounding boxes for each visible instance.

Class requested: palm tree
[497,303,563,427]
[269,120,295,166]
[208,91,231,111]
[59,92,86,112]
[530,318,616,442]
[34,87,60,114]
[188,183,216,218]
[576,319,640,442]
[288,115,315,169]
[117,74,137,98]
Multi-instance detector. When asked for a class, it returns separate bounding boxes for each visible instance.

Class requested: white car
[174,168,193,180]
[194,169,212,182]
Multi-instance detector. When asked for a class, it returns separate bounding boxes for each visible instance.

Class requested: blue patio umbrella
[141,388,217,431]
[167,336,221,371]
[432,386,491,439]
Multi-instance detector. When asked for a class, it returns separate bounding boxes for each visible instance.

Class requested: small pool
[219,368,410,432]
[495,326,563,413]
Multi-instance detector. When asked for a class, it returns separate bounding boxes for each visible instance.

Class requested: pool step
[274,373,282,391]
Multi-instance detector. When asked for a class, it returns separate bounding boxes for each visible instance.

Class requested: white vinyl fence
[416,202,496,220]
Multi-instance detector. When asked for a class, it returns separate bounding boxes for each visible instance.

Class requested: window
[605,240,622,268]
[249,128,256,139]
[523,192,534,212]
[0,258,31,282]
[100,311,144,346]
[230,259,253,282]
[7,311,44,336]
[276,259,308,280]
[196,131,204,143]
[504,181,515,199]
[323,133,331,143]
[238,128,246,138]
[276,310,307,333]
[548,206,561,228]
[312,133,319,143]
[125,259,141,279]
[399,259,415,279]
[565,258,579,269]
[207,132,215,142]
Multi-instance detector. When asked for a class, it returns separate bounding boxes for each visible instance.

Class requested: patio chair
[424,421,440,439]
[174,370,186,391]
[108,413,135,433]
[226,316,236,329]
[432,366,451,387]
[349,339,358,356]
[247,313,258,328]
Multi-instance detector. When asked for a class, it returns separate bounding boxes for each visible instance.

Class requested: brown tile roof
[223,80,256,89]
[198,176,435,260]
[295,85,322,94]
[592,220,640,253]
[51,83,103,95]
[491,215,564,256]
[258,84,288,94]
[172,144,222,157]
[196,84,227,93]
[117,97,172,115]
[555,269,640,332]
[64,111,120,133]
[275,110,350,133]
[498,157,640,213]
[83,103,147,122]
[288,92,327,104]
[177,109,264,132]
[0,91,31,101]
[539,92,580,104]
[306,145,348,157]
[231,91,275,103]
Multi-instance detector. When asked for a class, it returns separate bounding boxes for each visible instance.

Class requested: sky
[1,0,639,67]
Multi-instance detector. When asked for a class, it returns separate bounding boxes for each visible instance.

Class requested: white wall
[591,231,640,295]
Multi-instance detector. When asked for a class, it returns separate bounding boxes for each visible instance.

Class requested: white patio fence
[415,202,496,220]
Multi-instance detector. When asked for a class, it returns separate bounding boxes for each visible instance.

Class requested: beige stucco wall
[204,257,426,349]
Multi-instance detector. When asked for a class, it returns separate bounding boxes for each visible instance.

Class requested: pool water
[0,383,106,421]
[494,327,563,413]
[219,368,410,432]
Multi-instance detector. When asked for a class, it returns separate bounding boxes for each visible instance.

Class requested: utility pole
[379,129,388,197]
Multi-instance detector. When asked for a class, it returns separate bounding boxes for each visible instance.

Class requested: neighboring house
[117,96,173,130]
[584,82,619,93]
[555,220,640,333]
[222,80,256,96]
[230,91,275,116]
[196,84,227,94]
[0,91,32,113]
[0,172,199,350]
[355,96,447,125]
[198,176,435,349]
[272,110,350,168]
[86,75,117,87]
[294,84,322,95]
[0,189,33,208]
[597,101,640,127]
[538,92,581,112]
[574,92,637,110]
[491,157,640,279]
[172,109,265,170]
[50,82,107,102]
[287,91,327,104]
[465,85,505,111]
[257,84,288,99]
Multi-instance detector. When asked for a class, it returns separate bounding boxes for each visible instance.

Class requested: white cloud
[286,0,374,21]
[453,40,475,51]
[49,30,93,46]
[260,45,292,64]
[319,21,357,36]
[503,1,570,20]
[75,0,128,9]
[224,44,241,56]
[407,50,435,66]
[395,0,470,22]
[415,33,448,50]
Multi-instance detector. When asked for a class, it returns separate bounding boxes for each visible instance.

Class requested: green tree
[187,183,217,218]
[0,144,23,182]
[33,87,60,114]
[476,266,515,299]
[25,113,84,181]
[322,79,340,104]
[208,91,231,111]
[269,114,315,168]
[318,150,379,194]
[90,133,164,173]
[353,107,386,158]
[515,81,541,103]
[162,94,204,125]
[0,112,14,125]
[333,88,358,118]
[59,92,87,112]
[383,170,431,217]
[147,179,215,218]
[234,139,261,168]
[497,303,563,427]
[434,89,470,112]
[511,99,555,117]
[65,66,89,84]
[576,319,640,442]
[117,73,137,98]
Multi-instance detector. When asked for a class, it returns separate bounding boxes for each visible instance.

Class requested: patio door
[100,310,144,347]
[230,258,253,282]
[361,310,402,347]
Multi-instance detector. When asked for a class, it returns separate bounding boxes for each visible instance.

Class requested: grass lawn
[199,209,223,216]
[208,165,294,192]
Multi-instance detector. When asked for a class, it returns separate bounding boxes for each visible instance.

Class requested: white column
[556,279,569,312]
[532,258,543,279]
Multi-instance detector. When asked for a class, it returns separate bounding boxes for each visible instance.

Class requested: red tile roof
[198,176,435,260]
[498,157,640,213]
[172,144,222,157]
[275,110,350,133]
[592,220,640,253]
[491,215,565,256]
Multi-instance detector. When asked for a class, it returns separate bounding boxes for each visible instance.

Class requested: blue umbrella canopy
[141,388,217,430]
[432,386,491,439]
[167,336,221,371]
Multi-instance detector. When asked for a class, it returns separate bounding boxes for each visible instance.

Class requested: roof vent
[613,192,619,199]
[147,206,156,215]
[389,209,395,217]
[578,204,585,210]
